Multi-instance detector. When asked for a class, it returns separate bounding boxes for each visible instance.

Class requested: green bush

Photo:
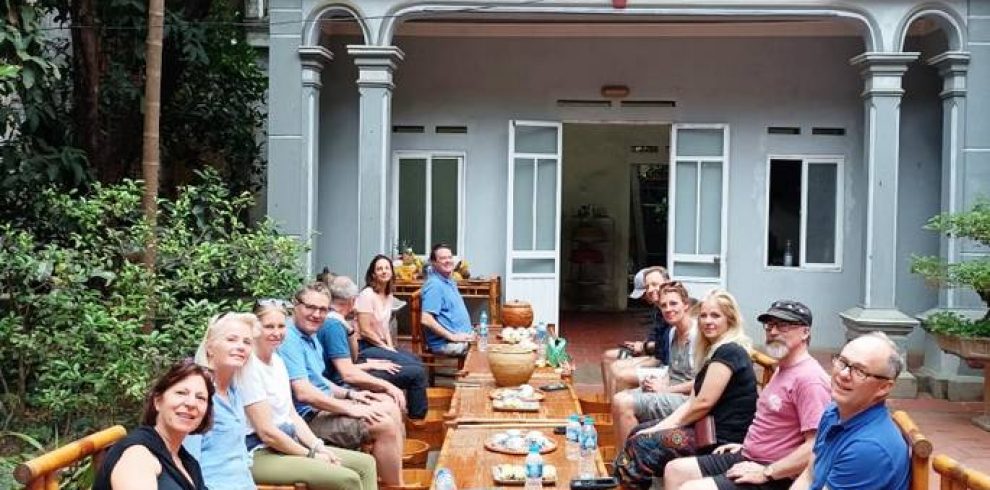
[0,169,306,438]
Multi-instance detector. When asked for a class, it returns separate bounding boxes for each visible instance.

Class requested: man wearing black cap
[664,300,831,490]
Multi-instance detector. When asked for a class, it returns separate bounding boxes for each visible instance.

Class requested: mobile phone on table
[570,477,619,489]
[540,382,568,392]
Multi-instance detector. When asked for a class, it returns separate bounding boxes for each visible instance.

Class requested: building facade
[258,0,989,396]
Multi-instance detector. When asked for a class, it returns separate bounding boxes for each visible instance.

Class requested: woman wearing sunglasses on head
[241,300,378,490]
[94,359,213,490]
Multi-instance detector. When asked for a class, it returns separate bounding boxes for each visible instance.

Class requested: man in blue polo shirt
[278,281,406,486]
[791,331,908,490]
[420,242,475,355]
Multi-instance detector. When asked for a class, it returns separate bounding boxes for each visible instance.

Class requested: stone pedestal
[928,329,990,431]
[840,306,920,398]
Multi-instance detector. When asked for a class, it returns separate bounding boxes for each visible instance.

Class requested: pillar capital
[928,51,970,99]
[849,52,919,97]
[299,46,333,88]
[347,45,405,89]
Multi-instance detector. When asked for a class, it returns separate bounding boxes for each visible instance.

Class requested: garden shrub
[0,169,306,439]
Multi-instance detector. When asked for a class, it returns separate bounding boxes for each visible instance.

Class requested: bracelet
[307,445,317,458]
[345,389,353,400]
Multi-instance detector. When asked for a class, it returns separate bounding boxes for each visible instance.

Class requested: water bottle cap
[530,441,541,452]
[570,414,579,421]
[584,415,594,423]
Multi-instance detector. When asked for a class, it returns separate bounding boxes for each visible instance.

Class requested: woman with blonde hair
[240,300,378,489]
[615,289,758,488]
[183,313,259,489]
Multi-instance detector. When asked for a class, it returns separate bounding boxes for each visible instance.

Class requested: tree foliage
[0,0,267,224]
[0,170,305,439]
[912,200,990,335]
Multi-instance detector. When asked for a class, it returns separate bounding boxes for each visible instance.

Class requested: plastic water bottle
[434,467,457,490]
[535,321,547,362]
[478,310,489,352]
[565,413,582,461]
[579,415,598,478]
[524,442,544,490]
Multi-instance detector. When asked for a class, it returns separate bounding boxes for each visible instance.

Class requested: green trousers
[251,447,379,490]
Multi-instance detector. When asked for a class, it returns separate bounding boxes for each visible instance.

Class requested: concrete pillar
[917,52,983,401]
[841,52,920,398]
[296,46,333,275]
[347,45,404,269]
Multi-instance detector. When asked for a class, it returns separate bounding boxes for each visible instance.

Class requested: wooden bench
[11,425,311,490]
[13,425,127,489]
[892,410,933,490]
[933,454,990,490]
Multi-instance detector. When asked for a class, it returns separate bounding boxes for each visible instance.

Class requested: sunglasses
[256,298,292,309]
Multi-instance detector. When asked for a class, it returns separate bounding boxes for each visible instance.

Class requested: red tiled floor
[559,310,990,484]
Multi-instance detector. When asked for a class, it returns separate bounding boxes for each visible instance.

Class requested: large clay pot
[486,344,536,387]
[502,300,534,327]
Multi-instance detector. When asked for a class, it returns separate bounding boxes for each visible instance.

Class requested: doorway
[560,123,671,312]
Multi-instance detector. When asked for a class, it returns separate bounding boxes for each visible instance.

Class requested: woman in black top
[94,359,214,490]
[615,288,758,488]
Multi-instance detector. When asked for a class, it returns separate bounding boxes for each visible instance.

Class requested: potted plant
[912,200,990,429]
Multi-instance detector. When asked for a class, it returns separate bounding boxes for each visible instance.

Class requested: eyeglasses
[296,301,330,315]
[763,322,802,333]
[831,354,893,381]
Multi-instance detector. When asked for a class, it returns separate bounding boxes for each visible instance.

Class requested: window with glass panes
[394,154,462,255]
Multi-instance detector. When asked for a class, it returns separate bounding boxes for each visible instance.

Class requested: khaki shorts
[306,410,371,450]
[632,389,689,422]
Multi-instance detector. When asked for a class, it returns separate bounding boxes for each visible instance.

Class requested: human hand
[725,461,769,484]
[452,332,475,343]
[386,386,408,413]
[314,450,341,466]
[364,359,402,374]
[350,390,384,404]
[623,341,644,355]
[712,443,743,455]
[347,403,386,423]
[641,376,666,393]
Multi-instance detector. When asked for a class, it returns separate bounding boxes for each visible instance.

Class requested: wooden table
[445,378,582,427]
[431,424,609,489]
[394,275,502,324]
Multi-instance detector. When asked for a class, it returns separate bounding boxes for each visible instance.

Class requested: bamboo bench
[892,410,933,490]
[933,454,990,490]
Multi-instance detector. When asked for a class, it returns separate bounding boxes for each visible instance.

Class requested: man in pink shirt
[663,300,831,490]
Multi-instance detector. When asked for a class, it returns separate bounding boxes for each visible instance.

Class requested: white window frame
[390,150,467,258]
[763,154,844,271]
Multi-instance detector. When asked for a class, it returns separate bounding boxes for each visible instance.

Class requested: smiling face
[293,289,331,335]
[155,374,210,436]
[431,246,456,277]
[256,309,287,356]
[830,336,895,419]
[658,290,688,325]
[373,257,393,285]
[207,321,253,370]
[642,271,666,306]
[697,298,730,342]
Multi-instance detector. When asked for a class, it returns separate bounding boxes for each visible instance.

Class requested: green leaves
[1,171,307,441]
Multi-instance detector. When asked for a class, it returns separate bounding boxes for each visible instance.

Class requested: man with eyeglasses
[664,299,831,490]
[278,282,407,486]
[790,331,908,490]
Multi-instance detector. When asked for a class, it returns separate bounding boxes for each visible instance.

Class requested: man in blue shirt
[791,331,909,490]
[279,281,406,486]
[420,242,475,355]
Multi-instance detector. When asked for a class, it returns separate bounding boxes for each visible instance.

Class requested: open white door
[505,120,562,326]
[668,124,729,299]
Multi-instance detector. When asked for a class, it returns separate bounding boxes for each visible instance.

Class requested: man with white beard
[663,300,831,490]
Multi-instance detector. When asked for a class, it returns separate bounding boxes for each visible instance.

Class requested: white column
[298,46,333,275]
[841,52,920,397]
[347,45,404,269]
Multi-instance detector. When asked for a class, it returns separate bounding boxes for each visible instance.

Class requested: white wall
[315,34,921,349]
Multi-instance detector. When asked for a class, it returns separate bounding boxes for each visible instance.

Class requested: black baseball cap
[757,300,813,326]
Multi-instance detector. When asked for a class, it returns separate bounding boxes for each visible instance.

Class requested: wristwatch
[763,464,775,481]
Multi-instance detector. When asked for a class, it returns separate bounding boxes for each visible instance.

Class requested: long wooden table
[444,378,582,427]
[430,424,609,489]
